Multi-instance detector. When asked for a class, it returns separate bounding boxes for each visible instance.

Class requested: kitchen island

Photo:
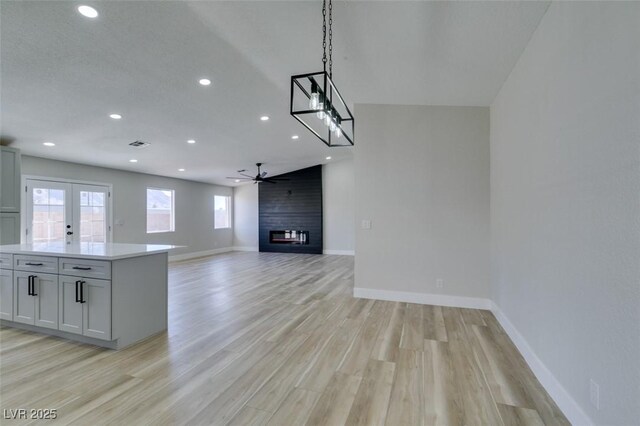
[0,243,176,349]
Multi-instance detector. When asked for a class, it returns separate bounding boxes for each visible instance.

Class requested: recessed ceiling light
[187,139,196,144]
[178,168,185,172]
[43,142,55,147]
[291,135,299,140]
[129,159,138,163]
[77,5,98,18]
[260,116,269,121]
[199,78,211,86]
[235,179,240,183]
[109,113,122,120]
[326,156,332,160]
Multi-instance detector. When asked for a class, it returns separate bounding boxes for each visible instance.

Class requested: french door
[25,179,111,244]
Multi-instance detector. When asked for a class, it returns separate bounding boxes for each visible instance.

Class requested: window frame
[213,195,231,230]
[146,187,175,234]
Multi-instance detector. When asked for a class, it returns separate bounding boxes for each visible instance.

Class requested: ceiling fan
[227,163,289,184]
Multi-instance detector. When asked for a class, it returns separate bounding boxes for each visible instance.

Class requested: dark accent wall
[259,165,322,254]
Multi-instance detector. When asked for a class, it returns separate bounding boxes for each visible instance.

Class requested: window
[147,188,175,233]
[214,195,231,229]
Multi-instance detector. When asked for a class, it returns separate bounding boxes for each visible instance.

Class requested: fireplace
[259,165,322,254]
[269,230,310,245]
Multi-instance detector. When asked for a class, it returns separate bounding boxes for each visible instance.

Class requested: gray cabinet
[0,269,13,320]
[0,147,21,213]
[13,273,34,325]
[1,250,167,349]
[13,271,58,329]
[59,275,111,340]
[0,213,20,245]
[82,278,111,339]
[59,276,83,334]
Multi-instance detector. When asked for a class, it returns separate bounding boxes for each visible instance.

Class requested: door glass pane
[32,188,66,243]
[79,191,106,243]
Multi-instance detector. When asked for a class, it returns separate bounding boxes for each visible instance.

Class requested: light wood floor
[0,252,568,425]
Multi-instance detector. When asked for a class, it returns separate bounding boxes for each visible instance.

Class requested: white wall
[21,156,233,257]
[323,159,355,255]
[490,2,640,425]
[354,105,490,305]
[232,183,258,250]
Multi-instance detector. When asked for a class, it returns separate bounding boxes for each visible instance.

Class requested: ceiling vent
[129,140,150,148]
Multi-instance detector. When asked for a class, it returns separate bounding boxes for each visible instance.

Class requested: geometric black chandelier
[290,0,354,147]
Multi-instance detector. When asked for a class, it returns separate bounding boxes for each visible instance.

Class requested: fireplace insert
[269,230,309,245]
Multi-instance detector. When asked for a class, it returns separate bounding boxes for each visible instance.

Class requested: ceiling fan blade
[268,178,290,181]
[238,173,254,178]
[261,171,268,177]
[226,177,252,180]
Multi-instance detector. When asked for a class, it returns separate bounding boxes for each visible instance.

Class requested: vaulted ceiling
[1,1,549,185]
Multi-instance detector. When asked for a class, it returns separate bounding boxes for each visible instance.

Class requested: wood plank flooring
[0,252,569,425]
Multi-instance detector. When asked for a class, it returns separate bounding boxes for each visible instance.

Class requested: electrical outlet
[590,379,600,410]
[436,279,444,289]
[361,219,371,230]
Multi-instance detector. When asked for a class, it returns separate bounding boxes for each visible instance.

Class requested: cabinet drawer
[14,255,58,274]
[0,253,13,270]
[59,258,111,280]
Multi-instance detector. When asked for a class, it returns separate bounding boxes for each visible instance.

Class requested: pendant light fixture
[290,0,354,147]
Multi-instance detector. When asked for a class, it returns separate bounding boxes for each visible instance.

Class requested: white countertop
[0,243,179,260]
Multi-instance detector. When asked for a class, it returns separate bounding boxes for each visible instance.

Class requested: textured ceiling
[0,1,549,185]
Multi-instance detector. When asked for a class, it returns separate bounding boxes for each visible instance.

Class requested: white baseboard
[491,302,593,426]
[353,287,491,310]
[323,249,355,256]
[169,247,233,262]
[232,246,259,252]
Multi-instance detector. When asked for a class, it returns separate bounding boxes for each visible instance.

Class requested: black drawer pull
[75,280,81,303]
[25,262,44,266]
[72,266,92,271]
[28,276,33,296]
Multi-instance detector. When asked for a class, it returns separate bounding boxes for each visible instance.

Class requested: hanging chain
[322,0,327,72]
[328,0,333,78]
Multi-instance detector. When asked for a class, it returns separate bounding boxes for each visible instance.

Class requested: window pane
[147,188,174,233]
[79,193,106,243]
[32,189,66,243]
[214,195,230,229]
[33,188,49,205]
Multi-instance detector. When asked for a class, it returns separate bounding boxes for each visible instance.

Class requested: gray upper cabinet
[0,147,21,213]
[0,213,20,245]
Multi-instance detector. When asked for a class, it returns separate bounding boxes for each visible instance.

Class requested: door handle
[75,280,81,303]
[28,276,32,296]
[29,275,38,296]
[66,231,74,235]
[79,281,86,303]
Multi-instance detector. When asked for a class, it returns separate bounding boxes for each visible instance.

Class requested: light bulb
[335,126,342,138]
[317,102,325,119]
[330,118,337,132]
[309,92,319,110]
[324,113,331,127]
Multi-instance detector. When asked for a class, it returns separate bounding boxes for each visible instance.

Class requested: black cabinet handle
[29,275,38,296]
[80,281,86,303]
[27,276,32,296]
[75,280,81,303]
[25,262,43,266]
[72,266,92,271]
